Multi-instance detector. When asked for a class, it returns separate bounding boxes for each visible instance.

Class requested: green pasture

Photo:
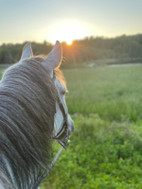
[1,65,142,189]
[65,65,142,123]
[42,65,142,189]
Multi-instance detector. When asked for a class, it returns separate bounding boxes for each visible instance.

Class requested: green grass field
[1,65,142,189]
[42,65,142,189]
[65,65,142,122]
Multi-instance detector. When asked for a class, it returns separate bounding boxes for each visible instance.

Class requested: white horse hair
[0,41,74,189]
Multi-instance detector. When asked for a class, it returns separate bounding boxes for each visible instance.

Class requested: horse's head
[21,41,74,147]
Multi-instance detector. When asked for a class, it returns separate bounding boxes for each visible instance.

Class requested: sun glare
[66,40,72,46]
[47,19,88,44]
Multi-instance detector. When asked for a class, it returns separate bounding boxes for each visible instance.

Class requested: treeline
[0,34,142,68]
[0,41,53,64]
[62,34,142,67]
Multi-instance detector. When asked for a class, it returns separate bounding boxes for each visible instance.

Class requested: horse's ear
[41,41,62,73]
[20,43,33,60]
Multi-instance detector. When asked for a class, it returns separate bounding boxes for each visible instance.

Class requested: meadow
[1,65,142,189]
[42,65,142,189]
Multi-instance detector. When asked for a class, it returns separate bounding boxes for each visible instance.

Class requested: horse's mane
[0,57,62,188]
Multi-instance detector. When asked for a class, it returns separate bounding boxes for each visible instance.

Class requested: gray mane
[0,57,58,188]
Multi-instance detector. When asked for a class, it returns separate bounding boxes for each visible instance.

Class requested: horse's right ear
[41,41,62,75]
[20,43,33,60]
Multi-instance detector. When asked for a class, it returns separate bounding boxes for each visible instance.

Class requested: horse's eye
[62,90,66,95]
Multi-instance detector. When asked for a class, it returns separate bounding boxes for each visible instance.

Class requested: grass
[1,64,142,188]
[65,66,142,122]
[41,65,142,189]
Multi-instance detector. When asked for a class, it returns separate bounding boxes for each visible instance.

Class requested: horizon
[0,33,142,46]
[0,0,142,45]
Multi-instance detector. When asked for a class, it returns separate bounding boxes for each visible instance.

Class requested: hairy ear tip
[21,42,33,60]
[55,41,62,48]
[24,42,31,47]
[56,41,62,54]
[56,40,60,44]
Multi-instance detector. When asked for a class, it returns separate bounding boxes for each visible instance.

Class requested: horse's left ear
[41,41,62,73]
[20,43,33,60]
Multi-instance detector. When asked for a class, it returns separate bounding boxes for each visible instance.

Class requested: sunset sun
[47,19,89,44]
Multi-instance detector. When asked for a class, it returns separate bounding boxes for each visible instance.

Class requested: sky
[0,0,142,44]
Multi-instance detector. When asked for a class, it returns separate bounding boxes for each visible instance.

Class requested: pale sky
[0,0,142,44]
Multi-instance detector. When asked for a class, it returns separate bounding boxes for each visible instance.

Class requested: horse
[0,41,74,189]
